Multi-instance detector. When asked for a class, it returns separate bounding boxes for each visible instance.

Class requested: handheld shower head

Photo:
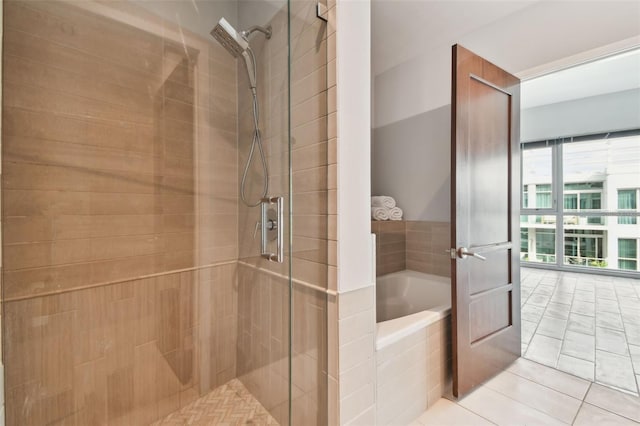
[211,17,271,91]
[210,17,248,58]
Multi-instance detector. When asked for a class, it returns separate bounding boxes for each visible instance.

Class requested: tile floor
[152,379,278,425]
[415,357,640,425]
[520,267,640,396]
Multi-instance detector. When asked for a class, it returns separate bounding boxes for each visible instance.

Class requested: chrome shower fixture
[210,18,271,91]
[210,17,249,58]
[210,17,272,207]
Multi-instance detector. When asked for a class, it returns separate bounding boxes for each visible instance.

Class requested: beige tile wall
[371,221,406,276]
[234,0,331,424]
[2,1,241,425]
[3,1,333,425]
[4,263,238,425]
[372,220,451,278]
[376,317,452,425]
[406,221,451,278]
[236,261,329,426]
[2,1,238,301]
[337,285,377,425]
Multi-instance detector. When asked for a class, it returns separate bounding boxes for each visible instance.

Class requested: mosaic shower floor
[152,379,278,425]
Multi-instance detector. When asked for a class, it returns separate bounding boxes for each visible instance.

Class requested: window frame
[520,130,640,277]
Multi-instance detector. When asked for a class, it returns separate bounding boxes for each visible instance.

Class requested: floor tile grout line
[505,358,593,401]
[612,275,639,395]
[452,400,500,426]
[489,367,585,416]
[522,268,640,399]
[557,270,583,371]
[570,381,592,425]
[523,271,564,363]
[469,372,582,424]
[583,385,640,424]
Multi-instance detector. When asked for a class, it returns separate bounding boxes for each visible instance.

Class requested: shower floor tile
[152,379,278,425]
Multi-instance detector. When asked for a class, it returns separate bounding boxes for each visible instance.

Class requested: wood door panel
[469,288,513,343]
[451,44,521,398]
[468,251,510,295]
[468,78,510,246]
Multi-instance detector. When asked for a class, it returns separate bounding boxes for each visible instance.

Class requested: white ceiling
[522,48,640,109]
[371,0,538,75]
[372,1,640,78]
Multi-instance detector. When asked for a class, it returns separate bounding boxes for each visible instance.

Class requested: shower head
[211,17,271,92]
[210,17,249,58]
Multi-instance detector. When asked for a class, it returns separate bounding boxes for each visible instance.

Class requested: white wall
[522,89,640,142]
[374,1,640,128]
[372,106,450,221]
[372,0,640,228]
[337,0,373,292]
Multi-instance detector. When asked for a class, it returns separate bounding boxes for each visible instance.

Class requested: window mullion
[555,139,564,268]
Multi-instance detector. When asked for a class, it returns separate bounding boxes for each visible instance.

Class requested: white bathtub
[375,270,452,425]
[376,270,451,350]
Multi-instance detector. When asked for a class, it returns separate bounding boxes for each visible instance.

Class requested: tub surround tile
[376,317,451,426]
[337,285,376,425]
[371,221,406,276]
[372,220,451,278]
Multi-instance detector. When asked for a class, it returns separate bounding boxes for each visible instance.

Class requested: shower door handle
[261,196,284,263]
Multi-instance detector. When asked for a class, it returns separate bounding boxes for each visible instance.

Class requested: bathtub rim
[376,305,451,351]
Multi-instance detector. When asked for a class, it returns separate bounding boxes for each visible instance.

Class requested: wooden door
[450,44,521,398]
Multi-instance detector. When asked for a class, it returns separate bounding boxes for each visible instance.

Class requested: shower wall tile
[2,0,239,301]
[234,0,330,423]
[2,1,240,425]
[3,264,238,426]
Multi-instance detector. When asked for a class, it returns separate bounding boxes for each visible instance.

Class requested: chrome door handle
[261,196,284,263]
[456,247,486,261]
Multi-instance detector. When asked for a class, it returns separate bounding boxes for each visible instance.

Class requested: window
[520,132,640,274]
[618,189,638,225]
[521,144,553,209]
[520,228,529,259]
[564,182,603,225]
[564,230,605,267]
[536,229,555,262]
[618,239,638,271]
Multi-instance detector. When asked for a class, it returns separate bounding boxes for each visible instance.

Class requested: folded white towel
[389,207,403,221]
[371,207,390,221]
[371,196,396,209]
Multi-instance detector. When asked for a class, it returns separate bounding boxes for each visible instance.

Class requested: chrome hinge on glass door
[260,196,284,263]
[316,0,328,21]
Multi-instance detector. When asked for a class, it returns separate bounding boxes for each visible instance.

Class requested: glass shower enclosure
[1,0,329,424]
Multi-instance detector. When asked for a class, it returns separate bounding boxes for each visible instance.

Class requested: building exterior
[521,134,640,272]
